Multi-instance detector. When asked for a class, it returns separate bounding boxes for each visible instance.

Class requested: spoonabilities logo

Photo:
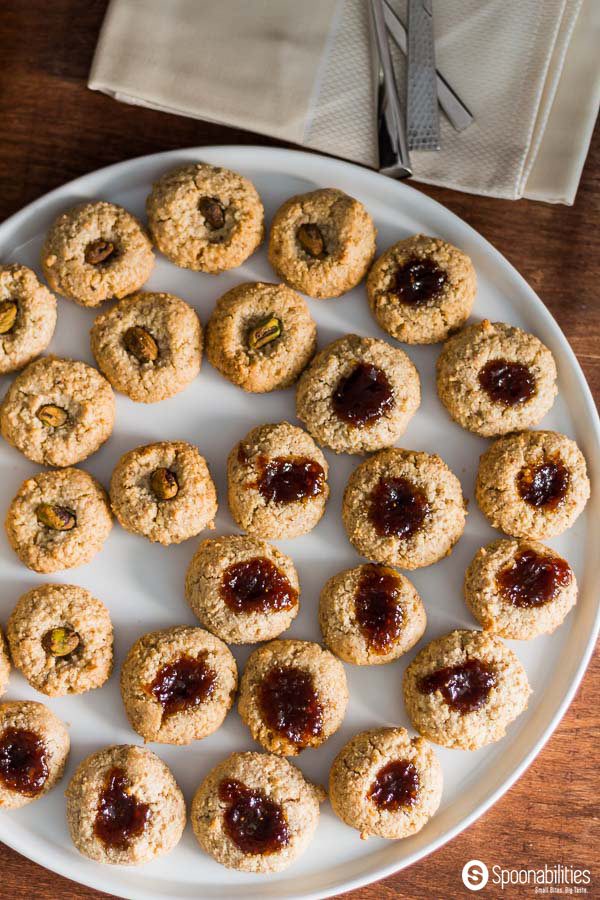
[462,860,489,891]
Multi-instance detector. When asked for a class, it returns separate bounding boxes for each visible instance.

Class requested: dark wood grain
[0,2,598,898]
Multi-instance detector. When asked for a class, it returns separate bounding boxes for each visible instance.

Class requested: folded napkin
[89,0,600,204]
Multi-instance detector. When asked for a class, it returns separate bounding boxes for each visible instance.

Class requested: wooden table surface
[0,2,598,898]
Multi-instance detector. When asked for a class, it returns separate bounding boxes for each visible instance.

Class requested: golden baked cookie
[7,584,113,696]
[0,700,70,808]
[367,234,476,344]
[329,727,443,839]
[227,421,329,539]
[185,534,300,644]
[110,441,217,545]
[66,744,185,865]
[464,538,577,640]
[238,639,348,756]
[342,448,466,569]
[475,430,590,539]
[436,320,557,436]
[120,626,237,745]
[296,333,420,454]
[205,281,317,392]
[0,630,10,698]
[146,163,264,273]
[403,629,531,750]
[268,188,376,298]
[191,751,325,873]
[5,467,112,573]
[90,291,202,403]
[0,264,57,374]
[0,356,115,467]
[319,563,426,665]
[41,201,154,307]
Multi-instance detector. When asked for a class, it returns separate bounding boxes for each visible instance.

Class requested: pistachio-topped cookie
[120,626,237,745]
[205,282,317,392]
[296,334,420,453]
[110,441,217,545]
[367,234,476,344]
[342,448,466,569]
[268,188,376,298]
[66,745,185,865]
[329,728,443,839]
[185,534,300,644]
[0,356,115,466]
[0,264,57,374]
[475,430,590,539]
[90,291,202,402]
[0,701,70,808]
[146,163,264,273]
[238,639,348,756]
[5,467,112,573]
[41,201,154,307]
[7,584,113,696]
[227,422,329,539]
[436,320,557,436]
[403,630,531,750]
[191,751,325,873]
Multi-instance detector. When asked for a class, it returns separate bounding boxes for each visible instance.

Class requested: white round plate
[0,147,598,900]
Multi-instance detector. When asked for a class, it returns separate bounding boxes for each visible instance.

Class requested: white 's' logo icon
[462,860,489,891]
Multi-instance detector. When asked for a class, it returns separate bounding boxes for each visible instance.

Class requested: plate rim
[0,144,598,900]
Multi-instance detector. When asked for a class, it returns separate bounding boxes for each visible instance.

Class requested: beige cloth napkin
[89,0,600,204]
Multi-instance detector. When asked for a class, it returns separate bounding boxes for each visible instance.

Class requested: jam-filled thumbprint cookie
[65,745,185,865]
[238,639,348,756]
[185,534,300,644]
[296,334,420,454]
[403,629,530,750]
[367,234,476,344]
[475,430,590,539]
[120,626,237,745]
[329,727,442,839]
[319,563,426,665]
[0,701,69,808]
[464,539,577,640]
[227,421,329,539]
[342,448,466,569]
[436,320,557,436]
[191,751,325,873]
